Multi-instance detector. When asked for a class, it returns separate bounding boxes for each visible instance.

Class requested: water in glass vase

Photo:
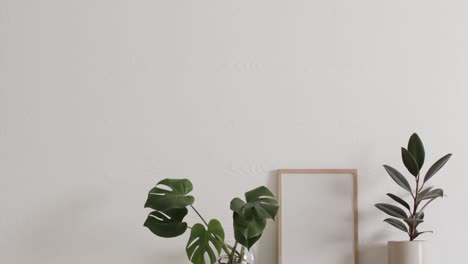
[217,243,254,264]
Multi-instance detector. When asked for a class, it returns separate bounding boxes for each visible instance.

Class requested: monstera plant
[375,133,452,241]
[143,179,279,264]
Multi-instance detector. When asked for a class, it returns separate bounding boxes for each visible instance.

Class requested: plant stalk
[410,173,421,241]
[190,205,209,227]
[237,246,245,264]
[229,241,238,263]
[190,205,231,256]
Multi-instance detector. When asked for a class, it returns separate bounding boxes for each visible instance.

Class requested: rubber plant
[143,178,279,264]
[375,133,452,241]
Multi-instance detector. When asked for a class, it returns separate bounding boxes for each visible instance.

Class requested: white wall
[1,0,467,263]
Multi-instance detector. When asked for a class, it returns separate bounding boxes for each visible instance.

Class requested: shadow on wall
[359,203,388,264]
[254,170,279,264]
[360,243,386,264]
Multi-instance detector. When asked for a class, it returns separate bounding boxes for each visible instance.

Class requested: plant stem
[221,243,232,258]
[189,205,231,256]
[229,241,238,263]
[190,205,209,227]
[237,246,245,264]
[410,173,421,241]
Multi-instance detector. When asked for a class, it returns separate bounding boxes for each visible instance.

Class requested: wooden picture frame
[277,169,359,264]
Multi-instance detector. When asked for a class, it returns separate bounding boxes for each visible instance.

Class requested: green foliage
[145,179,195,211]
[425,154,452,183]
[375,203,407,219]
[401,147,419,176]
[144,208,188,238]
[230,186,279,250]
[384,218,408,232]
[408,133,425,168]
[383,165,412,193]
[375,133,452,241]
[186,220,225,264]
[232,212,265,250]
[386,193,410,211]
[144,179,278,264]
[143,179,194,238]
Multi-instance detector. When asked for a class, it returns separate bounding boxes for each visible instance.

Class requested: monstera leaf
[230,186,278,249]
[145,179,195,211]
[233,212,266,249]
[144,208,188,238]
[231,186,279,220]
[186,220,225,264]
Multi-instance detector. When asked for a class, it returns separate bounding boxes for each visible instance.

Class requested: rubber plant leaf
[144,208,188,238]
[418,187,434,199]
[416,187,434,207]
[417,188,444,202]
[386,193,410,211]
[384,218,408,233]
[145,179,195,211]
[416,212,425,219]
[186,220,225,264]
[408,133,425,169]
[404,218,424,229]
[383,165,412,193]
[375,203,408,219]
[401,147,420,177]
[413,230,434,240]
[424,154,452,183]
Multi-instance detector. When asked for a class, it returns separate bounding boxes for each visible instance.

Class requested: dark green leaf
[413,230,433,239]
[376,203,408,219]
[404,217,424,229]
[233,212,266,250]
[418,187,434,198]
[144,208,188,238]
[387,193,410,211]
[230,198,246,215]
[408,133,425,169]
[243,186,279,219]
[145,179,195,211]
[424,154,452,183]
[230,186,278,249]
[416,212,425,219]
[418,188,444,201]
[401,147,420,176]
[383,165,412,193]
[384,218,408,232]
[416,187,433,207]
[186,220,225,264]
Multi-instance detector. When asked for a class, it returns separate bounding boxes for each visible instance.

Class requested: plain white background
[1,0,467,263]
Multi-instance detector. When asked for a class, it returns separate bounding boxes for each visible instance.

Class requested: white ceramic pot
[388,241,427,264]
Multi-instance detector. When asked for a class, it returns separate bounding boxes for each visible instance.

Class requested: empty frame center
[278,169,359,264]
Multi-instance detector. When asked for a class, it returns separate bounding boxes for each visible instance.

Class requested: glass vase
[217,242,254,264]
